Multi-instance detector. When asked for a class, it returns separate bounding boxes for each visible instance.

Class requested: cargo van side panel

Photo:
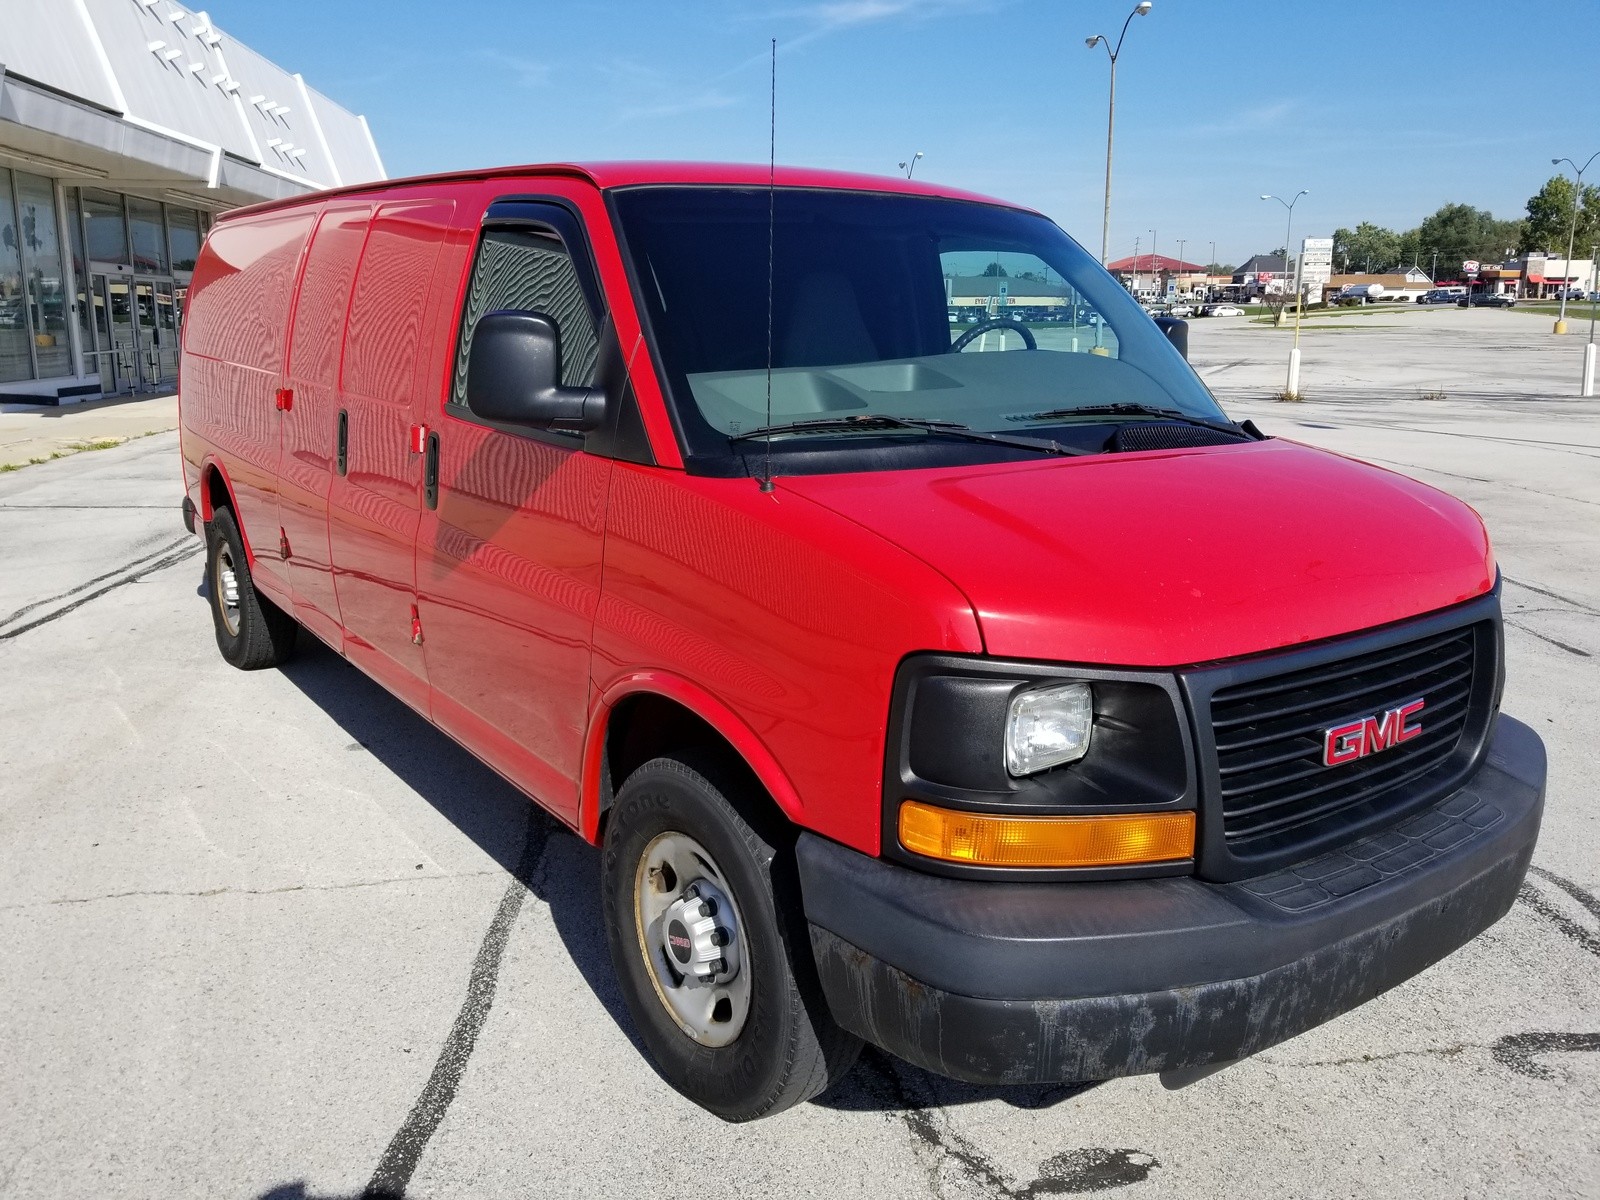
[326,198,456,711]
[183,208,317,598]
[281,203,373,647]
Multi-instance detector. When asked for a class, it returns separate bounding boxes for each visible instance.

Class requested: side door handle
[424,432,440,511]
[336,409,348,476]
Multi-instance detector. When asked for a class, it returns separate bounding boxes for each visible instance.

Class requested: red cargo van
[179,163,1544,1121]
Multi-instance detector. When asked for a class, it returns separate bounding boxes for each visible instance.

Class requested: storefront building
[1,1,383,402]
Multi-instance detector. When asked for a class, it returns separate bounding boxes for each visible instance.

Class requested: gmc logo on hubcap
[1323,698,1425,766]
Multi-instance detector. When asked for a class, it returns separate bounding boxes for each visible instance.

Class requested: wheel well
[601,693,784,841]
[204,465,231,519]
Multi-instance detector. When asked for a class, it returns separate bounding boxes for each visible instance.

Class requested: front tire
[205,506,297,670]
[601,755,861,1121]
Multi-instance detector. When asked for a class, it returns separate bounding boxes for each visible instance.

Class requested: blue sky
[205,0,1600,266]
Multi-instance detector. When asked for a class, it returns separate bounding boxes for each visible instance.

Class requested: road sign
[1300,236,1334,294]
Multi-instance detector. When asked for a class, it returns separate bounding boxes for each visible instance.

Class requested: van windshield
[611,186,1231,474]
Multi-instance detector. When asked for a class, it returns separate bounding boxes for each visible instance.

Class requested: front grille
[1210,625,1479,847]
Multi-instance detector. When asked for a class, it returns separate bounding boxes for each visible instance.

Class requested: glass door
[147,279,179,383]
[103,275,138,390]
[133,278,158,387]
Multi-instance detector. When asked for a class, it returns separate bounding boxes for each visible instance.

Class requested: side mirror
[466,310,606,432]
[1152,315,1189,360]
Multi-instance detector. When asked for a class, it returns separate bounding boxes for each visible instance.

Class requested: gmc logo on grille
[1323,698,1426,767]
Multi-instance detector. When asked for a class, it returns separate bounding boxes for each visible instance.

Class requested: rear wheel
[206,506,297,669]
[601,755,861,1121]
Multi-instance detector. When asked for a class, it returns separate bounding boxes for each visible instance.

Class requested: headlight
[1005,682,1093,776]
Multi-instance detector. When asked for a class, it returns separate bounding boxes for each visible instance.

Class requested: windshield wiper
[728,414,1082,455]
[1021,403,1262,440]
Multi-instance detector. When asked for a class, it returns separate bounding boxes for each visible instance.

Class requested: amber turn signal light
[897,801,1195,869]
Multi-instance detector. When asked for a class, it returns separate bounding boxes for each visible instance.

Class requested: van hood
[781,440,1495,667]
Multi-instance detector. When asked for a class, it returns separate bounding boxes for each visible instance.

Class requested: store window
[82,189,129,266]
[167,206,201,273]
[0,171,29,382]
[15,172,70,378]
[128,197,168,274]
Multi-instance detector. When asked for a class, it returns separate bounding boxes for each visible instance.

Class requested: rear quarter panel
[181,206,319,595]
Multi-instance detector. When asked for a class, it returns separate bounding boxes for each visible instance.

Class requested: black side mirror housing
[1153,315,1189,360]
[466,310,607,432]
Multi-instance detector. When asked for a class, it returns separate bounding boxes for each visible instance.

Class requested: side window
[450,228,599,408]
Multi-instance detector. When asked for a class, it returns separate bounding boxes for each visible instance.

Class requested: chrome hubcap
[214,543,241,637]
[634,831,750,1046]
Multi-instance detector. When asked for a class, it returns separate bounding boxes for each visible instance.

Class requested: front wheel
[601,756,861,1121]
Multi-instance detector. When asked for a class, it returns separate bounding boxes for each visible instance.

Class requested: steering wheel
[951,318,1038,352]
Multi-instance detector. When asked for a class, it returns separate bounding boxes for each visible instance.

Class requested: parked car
[1202,303,1245,317]
[179,162,1544,1121]
[1166,303,1195,318]
[1416,290,1457,305]
[1459,293,1516,308]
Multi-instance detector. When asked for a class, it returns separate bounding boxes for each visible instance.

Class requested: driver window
[450,228,599,409]
[940,248,1119,358]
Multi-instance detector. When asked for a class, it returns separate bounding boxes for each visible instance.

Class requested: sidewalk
[0,391,179,470]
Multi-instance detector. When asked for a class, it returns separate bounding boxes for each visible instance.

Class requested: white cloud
[476,50,550,89]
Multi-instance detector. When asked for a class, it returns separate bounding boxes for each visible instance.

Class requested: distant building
[1229,254,1291,297]
[1324,268,1434,303]
[1,1,385,401]
[1511,254,1596,299]
[946,275,1074,313]
[1105,253,1205,296]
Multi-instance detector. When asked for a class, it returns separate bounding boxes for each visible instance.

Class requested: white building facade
[0,0,384,400]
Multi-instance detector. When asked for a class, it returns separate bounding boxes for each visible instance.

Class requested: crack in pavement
[0,537,201,641]
[853,1050,1157,1198]
[362,811,555,1200]
[1492,1032,1600,1081]
[1519,866,1600,959]
[1503,576,1600,620]
[0,869,507,913]
[1503,618,1593,658]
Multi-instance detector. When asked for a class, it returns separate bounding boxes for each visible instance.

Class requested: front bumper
[799,714,1545,1085]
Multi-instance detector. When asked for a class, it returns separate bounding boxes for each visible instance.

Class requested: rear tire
[205,506,297,670]
[601,755,861,1121]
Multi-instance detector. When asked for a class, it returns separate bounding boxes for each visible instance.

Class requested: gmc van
[178,163,1545,1122]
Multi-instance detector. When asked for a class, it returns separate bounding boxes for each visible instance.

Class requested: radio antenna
[759,37,777,493]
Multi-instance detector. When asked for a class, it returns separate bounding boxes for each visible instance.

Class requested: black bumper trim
[801,714,1544,1085]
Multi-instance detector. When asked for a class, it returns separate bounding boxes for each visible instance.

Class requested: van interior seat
[781,271,878,368]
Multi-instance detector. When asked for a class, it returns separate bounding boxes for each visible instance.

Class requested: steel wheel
[634,831,752,1047]
[212,541,241,638]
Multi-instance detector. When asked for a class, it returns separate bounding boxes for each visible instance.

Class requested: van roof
[217,161,1030,223]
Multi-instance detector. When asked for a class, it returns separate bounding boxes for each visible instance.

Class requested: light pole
[898,151,923,179]
[1086,2,1153,265]
[1176,238,1187,296]
[1261,190,1308,324]
[1149,228,1157,296]
[1262,189,1309,395]
[1552,152,1598,333]
[1585,240,1598,396]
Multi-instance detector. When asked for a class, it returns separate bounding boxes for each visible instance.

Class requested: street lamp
[1261,190,1308,322]
[1551,151,1598,333]
[1262,189,1310,395]
[1086,1,1153,265]
[1176,237,1187,295]
[898,151,923,179]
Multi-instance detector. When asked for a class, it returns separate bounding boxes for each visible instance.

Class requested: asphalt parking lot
[1,308,1596,1199]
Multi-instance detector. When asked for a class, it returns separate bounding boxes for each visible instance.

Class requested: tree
[1520,175,1600,257]
[1333,222,1401,273]
[1204,261,1235,275]
[1413,203,1523,269]
[980,262,1008,277]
